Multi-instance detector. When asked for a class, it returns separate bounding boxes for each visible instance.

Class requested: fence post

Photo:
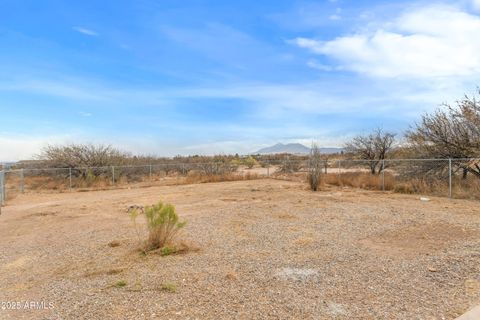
[20,169,25,193]
[0,170,5,206]
[69,168,72,191]
[448,158,452,198]
[381,160,385,191]
[149,164,152,181]
[112,166,115,186]
[267,160,270,178]
[3,171,6,204]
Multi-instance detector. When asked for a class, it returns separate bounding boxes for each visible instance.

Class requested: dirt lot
[0,179,479,319]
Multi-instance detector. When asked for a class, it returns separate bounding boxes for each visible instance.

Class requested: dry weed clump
[307,143,323,191]
[323,172,480,199]
[325,172,394,190]
[129,201,186,253]
[451,177,480,199]
[185,171,259,184]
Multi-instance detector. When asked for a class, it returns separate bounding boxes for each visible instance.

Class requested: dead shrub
[307,143,323,191]
[276,159,302,174]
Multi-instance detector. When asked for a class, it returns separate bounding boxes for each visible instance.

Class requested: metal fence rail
[0,158,479,205]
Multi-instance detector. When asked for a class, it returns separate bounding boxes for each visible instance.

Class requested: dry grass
[275,213,297,220]
[107,240,121,248]
[292,237,314,246]
[7,165,479,201]
[325,172,393,190]
[184,171,259,184]
[225,271,238,280]
[452,177,480,199]
[324,172,480,199]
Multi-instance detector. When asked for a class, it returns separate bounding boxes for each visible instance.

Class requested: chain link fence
[0,158,479,205]
[269,157,479,200]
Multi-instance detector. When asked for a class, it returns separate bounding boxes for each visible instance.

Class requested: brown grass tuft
[225,271,238,280]
[293,237,314,246]
[275,213,297,219]
[108,240,121,247]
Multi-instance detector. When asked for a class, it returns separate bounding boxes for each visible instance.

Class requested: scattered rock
[274,267,318,281]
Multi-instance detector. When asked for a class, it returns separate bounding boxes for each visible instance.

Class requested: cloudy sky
[1,0,480,161]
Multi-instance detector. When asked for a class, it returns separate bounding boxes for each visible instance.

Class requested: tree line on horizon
[10,90,480,179]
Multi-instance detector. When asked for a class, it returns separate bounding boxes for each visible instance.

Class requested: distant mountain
[254,143,343,155]
[318,147,344,154]
[255,143,309,154]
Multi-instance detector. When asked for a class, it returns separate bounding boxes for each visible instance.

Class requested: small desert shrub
[160,245,177,256]
[161,282,177,293]
[243,156,258,169]
[114,280,127,288]
[129,201,186,252]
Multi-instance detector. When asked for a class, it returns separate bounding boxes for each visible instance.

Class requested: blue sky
[1,0,480,160]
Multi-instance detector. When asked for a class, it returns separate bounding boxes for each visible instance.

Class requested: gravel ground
[0,179,479,319]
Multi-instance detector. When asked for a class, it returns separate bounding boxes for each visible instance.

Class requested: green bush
[129,201,186,252]
[161,282,177,293]
[160,245,177,256]
[243,156,258,169]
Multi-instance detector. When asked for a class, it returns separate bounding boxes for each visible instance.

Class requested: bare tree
[406,92,480,178]
[308,143,323,191]
[38,144,131,177]
[345,128,396,174]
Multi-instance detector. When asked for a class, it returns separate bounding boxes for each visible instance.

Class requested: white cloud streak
[73,26,99,36]
[293,4,480,79]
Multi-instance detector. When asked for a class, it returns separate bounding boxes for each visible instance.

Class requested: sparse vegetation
[243,156,258,169]
[307,143,323,191]
[406,92,480,178]
[108,240,121,247]
[129,201,186,252]
[114,280,127,288]
[160,282,177,293]
[276,157,303,173]
[160,245,177,256]
[345,128,396,174]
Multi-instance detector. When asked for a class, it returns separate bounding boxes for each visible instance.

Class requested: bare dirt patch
[0,179,479,319]
[361,221,476,257]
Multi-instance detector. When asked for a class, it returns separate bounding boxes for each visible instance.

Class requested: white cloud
[306,60,334,71]
[0,135,71,162]
[73,26,98,36]
[329,14,341,21]
[293,4,480,79]
[472,0,480,10]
